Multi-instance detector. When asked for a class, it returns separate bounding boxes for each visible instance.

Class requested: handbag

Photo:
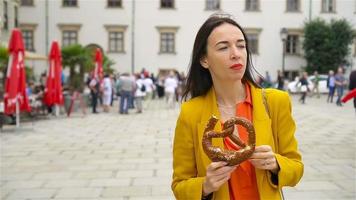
[300,85,307,92]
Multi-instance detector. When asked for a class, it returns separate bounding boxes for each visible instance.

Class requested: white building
[15,0,356,80]
[0,0,19,44]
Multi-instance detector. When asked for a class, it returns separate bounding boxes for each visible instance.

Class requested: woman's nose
[230,46,240,60]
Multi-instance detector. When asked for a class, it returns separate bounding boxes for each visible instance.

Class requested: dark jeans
[119,90,131,114]
[327,86,335,103]
[336,86,344,106]
[91,92,98,113]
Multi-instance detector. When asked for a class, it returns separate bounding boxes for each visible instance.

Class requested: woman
[102,74,112,112]
[171,13,303,200]
[298,72,309,104]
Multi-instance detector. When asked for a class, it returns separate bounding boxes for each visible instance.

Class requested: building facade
[16,0,356,79]
[0,0,20,45]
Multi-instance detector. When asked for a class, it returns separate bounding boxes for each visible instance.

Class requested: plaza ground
[1,94,355,200]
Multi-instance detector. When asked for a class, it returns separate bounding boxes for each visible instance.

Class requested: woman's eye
[237,45,246,49]
[219,46,227,50]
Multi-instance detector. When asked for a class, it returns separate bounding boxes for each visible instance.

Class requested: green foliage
[303,18,354,74]
[61,44,92,90]
[61,44,116,90]
[0,45,9,75]
[103,55,115,74]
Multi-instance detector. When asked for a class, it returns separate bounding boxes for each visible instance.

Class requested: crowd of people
[85,68,186,115]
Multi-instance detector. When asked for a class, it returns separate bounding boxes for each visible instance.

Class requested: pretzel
[202,115,256,166]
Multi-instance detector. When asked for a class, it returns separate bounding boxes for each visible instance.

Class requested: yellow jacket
[172,84,303,200]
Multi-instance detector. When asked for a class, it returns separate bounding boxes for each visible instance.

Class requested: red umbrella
[4,29,31,116]
[43,41,64,107]
[93,48,103,79]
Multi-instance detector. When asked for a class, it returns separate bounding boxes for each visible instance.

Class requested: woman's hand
[203,161,237,196]
[249,145,279,174]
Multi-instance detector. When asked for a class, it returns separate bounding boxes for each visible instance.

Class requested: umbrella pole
[16,101,20,128]
[55,104,59,116]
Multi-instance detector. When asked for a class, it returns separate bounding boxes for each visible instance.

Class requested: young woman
[171,13,303,200]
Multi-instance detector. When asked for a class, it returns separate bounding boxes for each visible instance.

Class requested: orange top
[223,84,260,200]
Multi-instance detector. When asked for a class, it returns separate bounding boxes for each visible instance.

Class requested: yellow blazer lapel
[197,87,224,167]
[250,85,272,148]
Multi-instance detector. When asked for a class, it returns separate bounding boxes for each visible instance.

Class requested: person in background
[311,71,320,98]
[89,73,102,113]
[276,70,284,90]
[118,73,136,114]
[102,74,112,112]
[298,72,309,104]
[143,73,156,103]
[135,74,146,113]
[349,71,356,112]
[171,13,303,200]
[164,70,178,108]
[335,67,346,107]
[327,70,336,103]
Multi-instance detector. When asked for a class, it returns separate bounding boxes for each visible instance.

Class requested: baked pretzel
[202,115,256,166]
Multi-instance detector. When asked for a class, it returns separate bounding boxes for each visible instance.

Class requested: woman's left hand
[249,145,279,174]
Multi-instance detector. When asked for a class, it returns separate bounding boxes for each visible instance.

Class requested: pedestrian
[276,70,284,90]
[311,71,320,98]
[164,70,178,109]
[171,13,303,200]
[327,70,336,103]
[298,72,309,104]
[335,67,346,106]
[135,74,146,113]
[89,73,101,113]
[102,74,112,112]
[342,70,356,113]
[118,72,136,114]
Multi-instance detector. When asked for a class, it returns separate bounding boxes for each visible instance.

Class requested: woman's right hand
[202,161,237,196]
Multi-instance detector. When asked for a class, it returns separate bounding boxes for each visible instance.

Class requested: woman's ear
[200,56,209,69]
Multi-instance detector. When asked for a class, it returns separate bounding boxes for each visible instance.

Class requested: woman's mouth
[229,64,243,70]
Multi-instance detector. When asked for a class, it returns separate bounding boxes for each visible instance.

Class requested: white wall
[17,0,356,80]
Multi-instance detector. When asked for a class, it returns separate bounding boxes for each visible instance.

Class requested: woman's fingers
[203,162,237,194]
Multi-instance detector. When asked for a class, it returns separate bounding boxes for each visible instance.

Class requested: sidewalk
[1,95,355,200]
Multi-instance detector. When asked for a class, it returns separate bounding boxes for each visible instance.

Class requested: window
[22,30,35,51]
[107,0,122,8]
[286,0,300,12]
[206,0,219,10]
[62,31,78,47]
[63,0,77,7]
[157,26,178,54]
[245,28,262,54]
[20,0,34,6]
[321,0,335,13]
[108,32,124,52]
[20,24,37,51]
[246,34,259,54]
[161,0,174,9]
[245,0,259,11]
[4,1,8,30]
[104,25,127,53]
[160,32,175,53]
[14,6,18,28]
[58,24,81,47]
[286,34,299,54]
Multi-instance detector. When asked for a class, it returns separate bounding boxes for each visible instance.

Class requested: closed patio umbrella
[43,41,63,115]
[4,29,31,127]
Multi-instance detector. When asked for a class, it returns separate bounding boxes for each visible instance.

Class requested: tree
[303,18,354,74]
[0,45,9,84]
[61,44,116,91]
[61,44,92,91]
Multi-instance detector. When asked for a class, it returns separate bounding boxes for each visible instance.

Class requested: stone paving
[0,94,355,200]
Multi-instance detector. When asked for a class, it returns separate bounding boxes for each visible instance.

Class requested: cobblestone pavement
[1,94,355,200]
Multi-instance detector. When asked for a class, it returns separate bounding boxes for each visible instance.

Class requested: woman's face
[200,23,247,83]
